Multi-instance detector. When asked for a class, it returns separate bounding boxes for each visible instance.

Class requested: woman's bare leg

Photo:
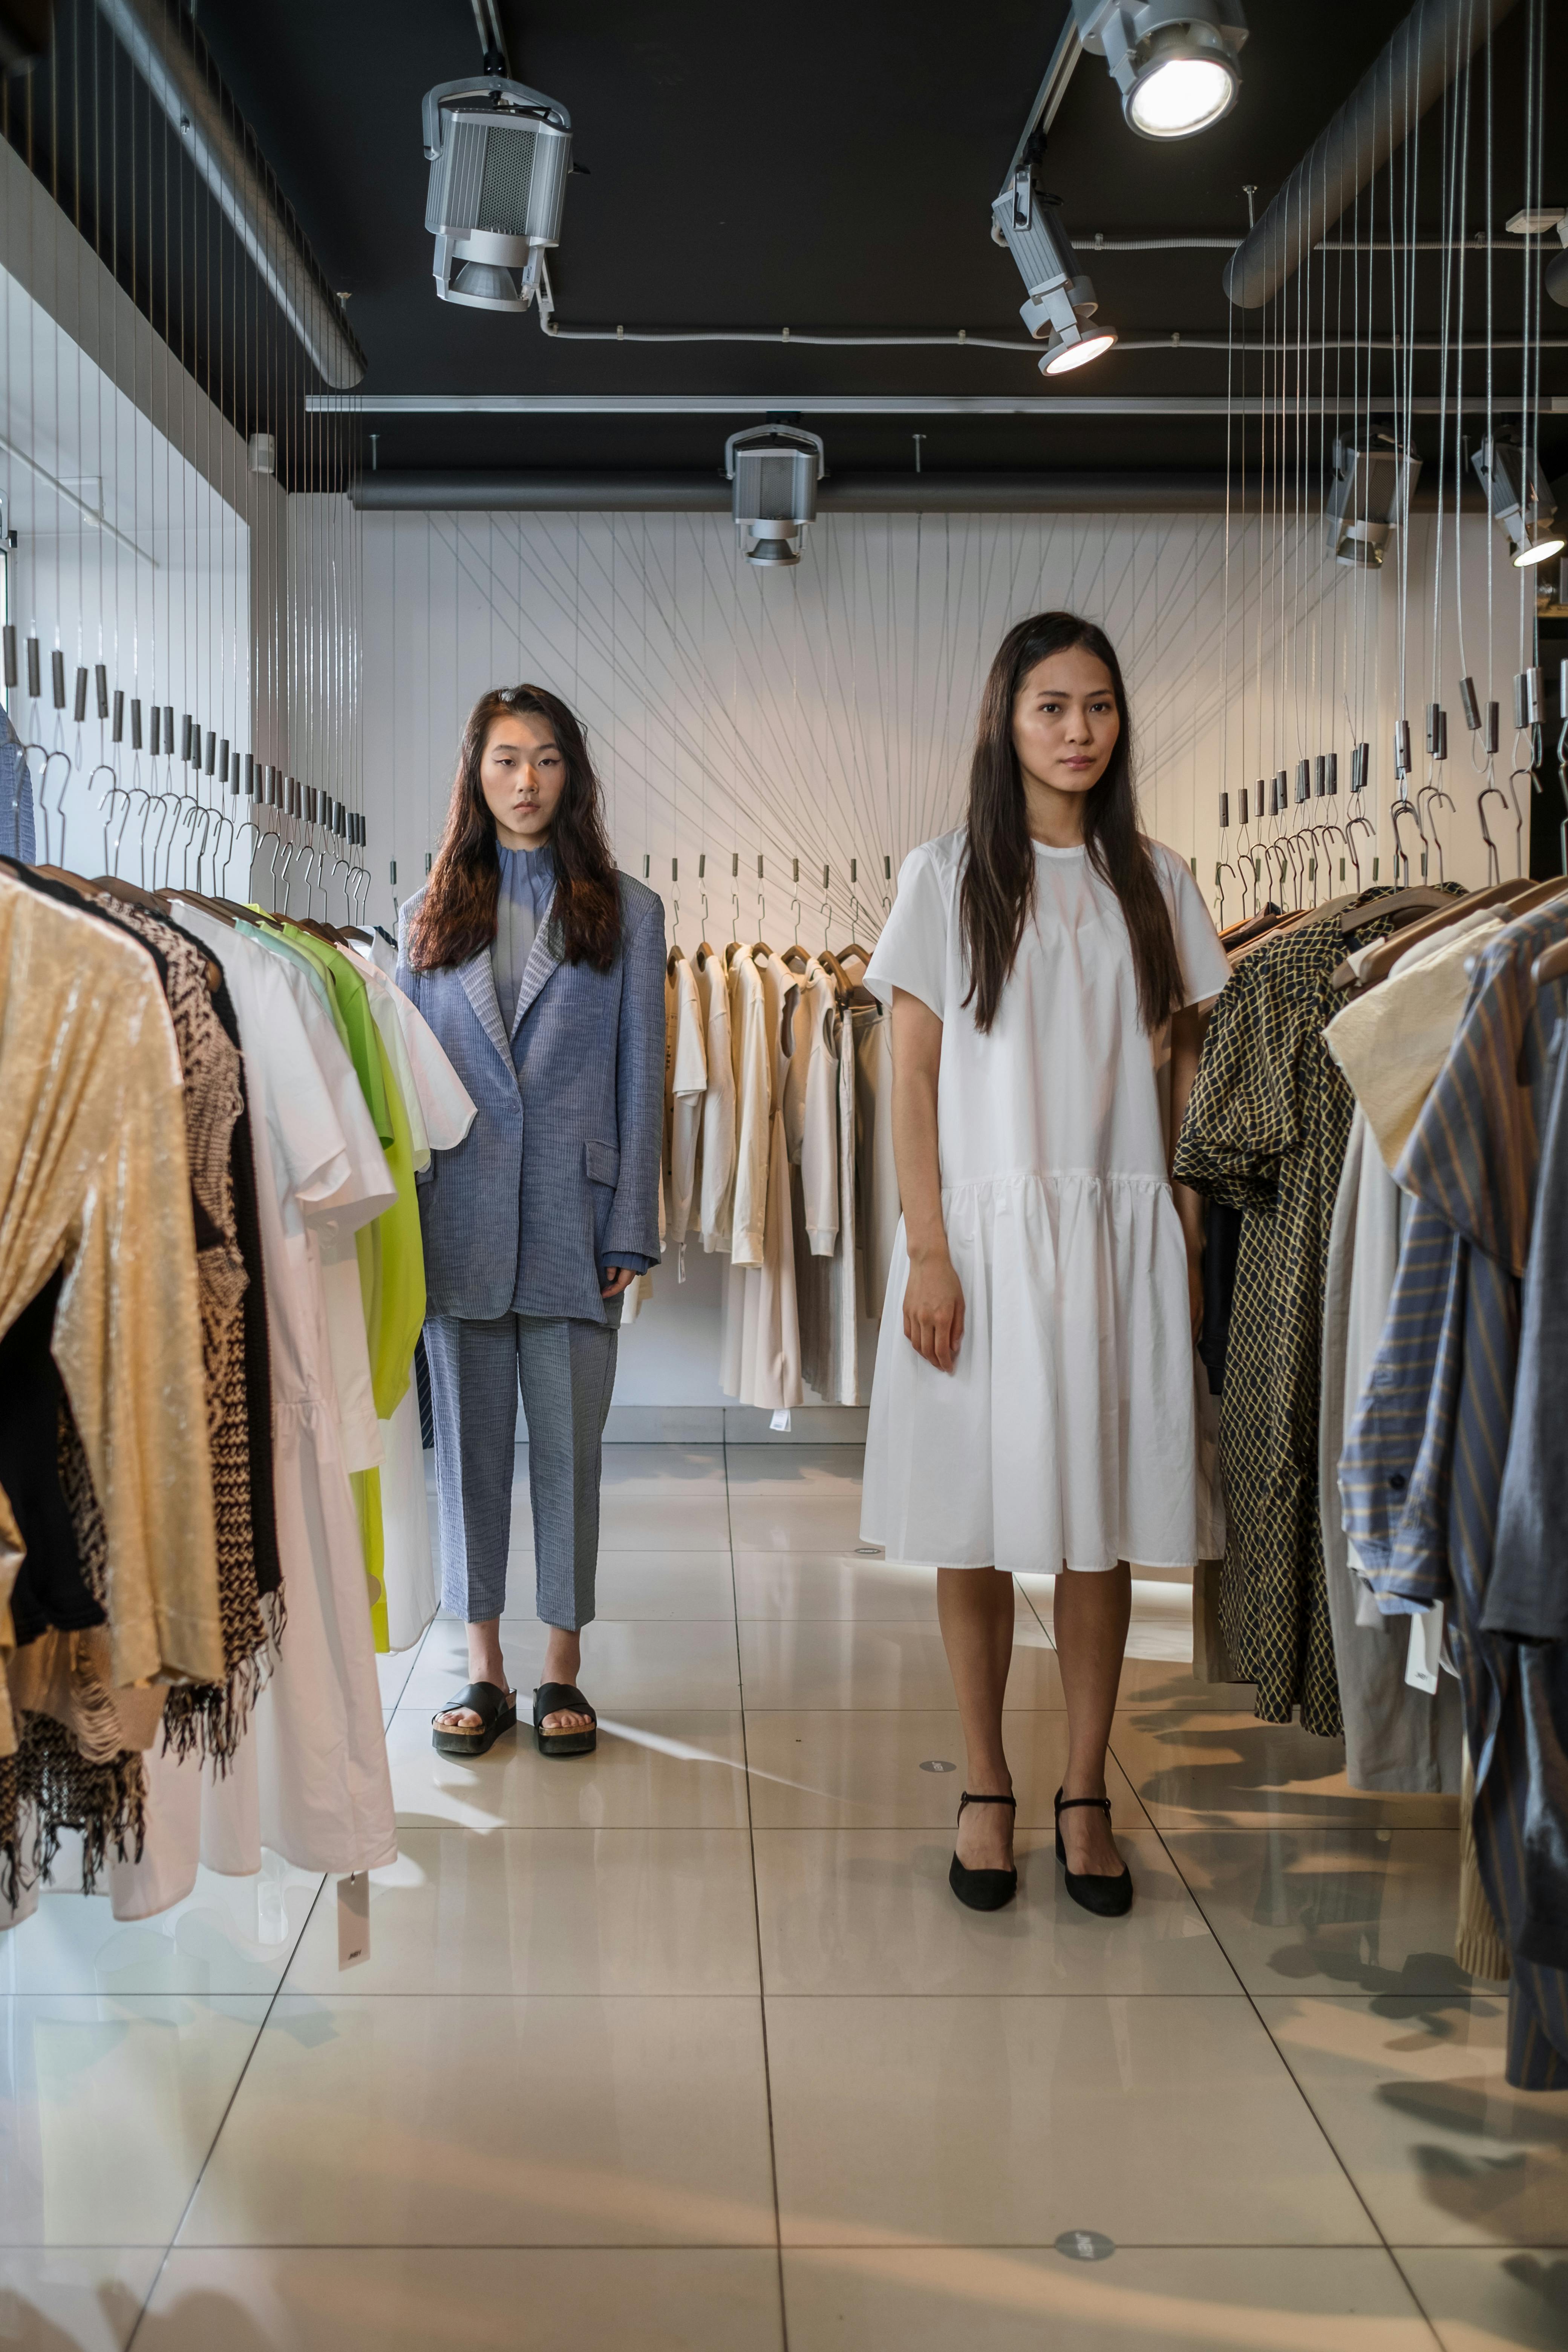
[937,1566,1016,1871]
[1052,1562,1131,1874]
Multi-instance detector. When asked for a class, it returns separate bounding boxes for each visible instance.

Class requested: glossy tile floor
[3,1444,1565,2350]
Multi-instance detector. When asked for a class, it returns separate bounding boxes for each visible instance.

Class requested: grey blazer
[396,872,666,1324]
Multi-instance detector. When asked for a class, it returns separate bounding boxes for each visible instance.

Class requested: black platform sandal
[1054,1788,1133,1916]
[431,1682,516,1758]
[533,1683,598,1758]
[949,1791,1018,1911]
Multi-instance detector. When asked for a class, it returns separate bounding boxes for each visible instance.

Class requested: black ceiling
[20,0,1568,479]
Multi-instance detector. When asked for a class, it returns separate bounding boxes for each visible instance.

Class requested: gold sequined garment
[1173,894,1461,1735]
[0,871,222,1744]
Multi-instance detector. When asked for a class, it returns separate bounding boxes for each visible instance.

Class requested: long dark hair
[959,612,1183,1035]
[407,683,622,972]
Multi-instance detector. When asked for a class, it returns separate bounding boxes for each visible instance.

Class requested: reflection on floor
[2,1444,1565,2350]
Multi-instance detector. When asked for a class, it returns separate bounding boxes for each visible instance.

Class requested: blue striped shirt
[1340,899,1568,2084]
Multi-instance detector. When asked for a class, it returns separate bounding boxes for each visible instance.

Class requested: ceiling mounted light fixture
[1324,434,1420,568]
[726,426,825,567]
[1472,435,1566,570]
[1073,0,1248,140]
[422,72,573,314]
[991,172,1115,376]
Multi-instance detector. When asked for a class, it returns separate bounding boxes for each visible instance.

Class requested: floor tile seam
[1372,2248,1450,2349]
[135,2240,798,2253]
[122,1867,339,2352]
[1110,1722,1398,2265]
[726,1438,793,2344]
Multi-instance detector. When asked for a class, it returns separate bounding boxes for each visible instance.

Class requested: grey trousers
[424,1311,619,1629]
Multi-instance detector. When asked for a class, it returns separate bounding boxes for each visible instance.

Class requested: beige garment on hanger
[0,873,224,1715]
[782,952,840,1257]
[721,952,803,1410]
[727,950,772,1270]
[694,949,737,1253]
[1325,909,1505,1171]
[665,954,707,1276]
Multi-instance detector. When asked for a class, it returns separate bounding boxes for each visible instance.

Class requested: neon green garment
[278,924,425,1420]
[351,1468,389,1651]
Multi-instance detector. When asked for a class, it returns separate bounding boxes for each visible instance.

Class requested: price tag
[338,1872,370,1970]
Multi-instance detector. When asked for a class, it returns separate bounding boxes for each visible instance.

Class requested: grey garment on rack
[796,1000,861,1406]
[851,995,900,1324]
[0,704,37,862]
[1320,1109,1461,1794]
[1490,1009,1568,1642]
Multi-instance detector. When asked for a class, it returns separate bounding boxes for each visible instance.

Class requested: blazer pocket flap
[585,1139,621,1187]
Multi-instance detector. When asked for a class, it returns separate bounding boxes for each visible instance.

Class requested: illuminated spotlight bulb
[1126,44,1234,135]
[1042,328,1118,374]
[1075,2,1247,142]
[1513,528,1566,571]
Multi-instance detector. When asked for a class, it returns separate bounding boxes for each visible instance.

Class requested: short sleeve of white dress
[864,846,950,1019]
[1155,846,1232,1007]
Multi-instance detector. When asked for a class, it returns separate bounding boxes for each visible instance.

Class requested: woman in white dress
[860,612,1230,1916]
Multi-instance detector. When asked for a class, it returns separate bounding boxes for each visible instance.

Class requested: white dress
[860,830,1231,1575]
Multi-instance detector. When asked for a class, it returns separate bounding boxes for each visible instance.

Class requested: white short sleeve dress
[859,828,1232,1575]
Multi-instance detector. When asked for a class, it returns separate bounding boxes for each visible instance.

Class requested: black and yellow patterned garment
[1173,889,1463,1735]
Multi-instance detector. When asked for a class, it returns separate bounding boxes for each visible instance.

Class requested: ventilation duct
[423,75,573,314]
[93,0,366,388]
[1223,0,1518,309]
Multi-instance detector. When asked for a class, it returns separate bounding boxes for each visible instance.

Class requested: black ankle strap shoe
[1054,1787,1133,1917]
[949,1790,1018,1912]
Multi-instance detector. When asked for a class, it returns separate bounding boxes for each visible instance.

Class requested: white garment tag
[337,1872,370,1969]
[770,1408,792,1432]
[1406,1603,1443,1695]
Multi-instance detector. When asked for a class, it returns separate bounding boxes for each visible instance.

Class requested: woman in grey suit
[397,684,665,1756]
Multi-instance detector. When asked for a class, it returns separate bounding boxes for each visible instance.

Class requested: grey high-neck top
[492,842,556,1032]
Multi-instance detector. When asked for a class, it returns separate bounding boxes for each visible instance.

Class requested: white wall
[362,504,1532,944]
[358,500,1529,1407]
[0,262,252,893]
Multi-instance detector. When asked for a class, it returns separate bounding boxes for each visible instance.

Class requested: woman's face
[480,710,567,850]
[1011,645,1121,804]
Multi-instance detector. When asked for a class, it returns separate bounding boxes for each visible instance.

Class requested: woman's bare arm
[1169,998,1214,1334]
[890,986,965,1372]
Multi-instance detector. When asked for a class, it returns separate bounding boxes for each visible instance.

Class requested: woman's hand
[601,1264,639,1299]
[903,1244,966,1372]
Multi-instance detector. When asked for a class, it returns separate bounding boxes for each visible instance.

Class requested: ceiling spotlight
[423,74,572,313]
[1472,435,1566,570]
[991,172,1115,376]
[726,426,825,568]
[1074,0,1247,140]
[1324,435,1420,568]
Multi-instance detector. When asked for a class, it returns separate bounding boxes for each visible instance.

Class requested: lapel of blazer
[456,951,513,1070]
[510,915,564,1040]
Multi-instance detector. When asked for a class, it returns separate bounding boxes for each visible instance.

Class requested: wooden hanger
[817,947,853,994]
[1333,879,1534,992]
[835,941,871,970]
[1531,915,1568,988]
[666,940,687,975]
[779,942,812,974]
[1337,884,1452,934]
